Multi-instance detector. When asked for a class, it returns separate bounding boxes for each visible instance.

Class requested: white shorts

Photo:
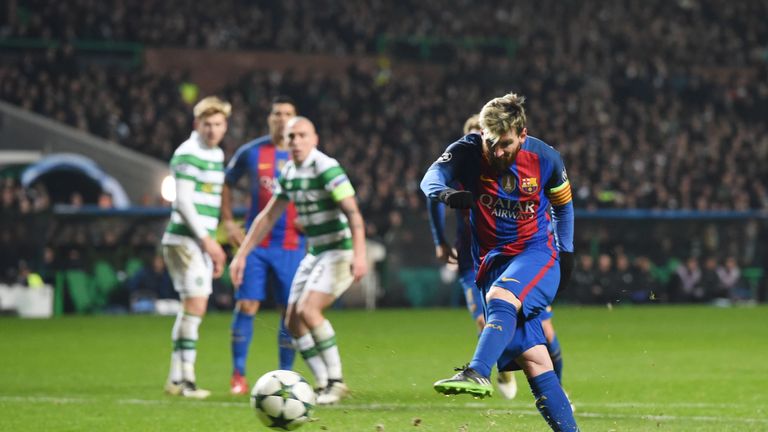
[288,250,354,305]
[162,239,212,299]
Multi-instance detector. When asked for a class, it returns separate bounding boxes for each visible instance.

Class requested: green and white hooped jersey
[162,131,225,245]
[275,148,355,255]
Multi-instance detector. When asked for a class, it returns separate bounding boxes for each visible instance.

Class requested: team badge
[501,174,516,193]
[521,177,539,194]
[436,152,452,163]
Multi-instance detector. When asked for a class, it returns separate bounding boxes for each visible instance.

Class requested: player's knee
[183,297,208,317]
[297,304,323,327]
[518,344,553,378]
[486,286,521,310]
[237,300,261,315]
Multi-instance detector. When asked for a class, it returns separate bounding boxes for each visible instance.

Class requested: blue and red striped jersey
[421,133,573,282]
[225,135,305,250]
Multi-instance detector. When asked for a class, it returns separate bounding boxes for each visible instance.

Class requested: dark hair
[272,95,296,108]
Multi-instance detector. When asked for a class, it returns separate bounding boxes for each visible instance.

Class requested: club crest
[501,174,517,193]
[521,177,539,194]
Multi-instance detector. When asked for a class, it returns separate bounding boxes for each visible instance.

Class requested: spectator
[593,254,615,305]
[716,256,750,301]
[674,257,703,303]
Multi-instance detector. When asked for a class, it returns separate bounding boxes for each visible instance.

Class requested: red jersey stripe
[503,150,540,254]
[257,145,275,248]
[519,252,557,301]
[282,201,301,250]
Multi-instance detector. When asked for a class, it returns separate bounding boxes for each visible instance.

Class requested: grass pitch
[1,306,767,431]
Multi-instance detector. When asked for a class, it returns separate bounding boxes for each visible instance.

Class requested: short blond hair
[479,92,527,143]
[193,96,232,119]
[463,114,481,134]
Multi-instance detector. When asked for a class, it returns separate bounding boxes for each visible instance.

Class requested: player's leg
[286,254,329,392]
[272,247,305,370]
[435,250,558,397]
[541,309,573,411]
[459,270,485,333]
[297,250,355,405]
[298,289,347,404]
[433,285,517,398]
[519,345,578,431]
[462,268,517,399]
[162,242,212,399]
[541,310,563,382]
[229,249,269,394]
[177,296,211,399]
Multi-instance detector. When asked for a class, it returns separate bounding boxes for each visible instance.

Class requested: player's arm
[545,153,575,292]
[339,196,367,282]
[420,141,473,209]
[173,168,226,278]
[320,162,367,282]
[222,145,249,246]
[230,195,290,287]
[426,197,457,264]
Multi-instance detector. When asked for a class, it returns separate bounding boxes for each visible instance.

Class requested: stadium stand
[2,0,767,309]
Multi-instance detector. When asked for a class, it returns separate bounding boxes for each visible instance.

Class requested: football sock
[231,310,254,376]
[278,318,296,370]
[295,333,328,389]
[548,335,564,382]
[469,299,518,378]
[178,312,202,383]
[528,370,579,431]
[169,311,183,383]
[311,319,343,381]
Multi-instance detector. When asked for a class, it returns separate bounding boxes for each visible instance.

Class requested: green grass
[1,306,767,431]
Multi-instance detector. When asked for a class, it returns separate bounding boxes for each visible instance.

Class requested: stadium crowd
[2,0,768,309]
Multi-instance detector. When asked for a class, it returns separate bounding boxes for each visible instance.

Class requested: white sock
[169,311,183,383]
[311,319,343,381]
[178,313,202,382]
[295,333,328,389]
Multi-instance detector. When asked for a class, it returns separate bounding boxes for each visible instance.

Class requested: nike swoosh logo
[501,277,520,283]
[480,175,495,183]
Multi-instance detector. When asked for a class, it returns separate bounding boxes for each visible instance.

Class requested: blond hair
[463,114,481,134]
[479,92,527,141]
[193,96,232,119]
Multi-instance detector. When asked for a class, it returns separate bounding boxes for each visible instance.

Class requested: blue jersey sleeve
[224,143,251,186]
[543,149,574,253]
[420,140,473,201]
[426,197,448,246]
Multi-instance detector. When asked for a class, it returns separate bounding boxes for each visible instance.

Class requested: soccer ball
[251,370,316,430]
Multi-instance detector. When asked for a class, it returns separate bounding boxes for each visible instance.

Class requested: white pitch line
[2,396,767,425]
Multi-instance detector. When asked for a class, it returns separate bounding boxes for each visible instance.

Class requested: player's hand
[438,189,474,209]
[229,253,246,289]
[202,236,226,278]
[351,256,368,283]
[224,219,245,247]
[435,242,458,265]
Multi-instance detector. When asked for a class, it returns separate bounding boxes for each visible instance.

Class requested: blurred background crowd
[1,0,767,312]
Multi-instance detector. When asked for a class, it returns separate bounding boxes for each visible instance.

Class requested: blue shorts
[235,246,304,305]
[496,316,547,372]
[479,248,560,320]
[459,269,483,321]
